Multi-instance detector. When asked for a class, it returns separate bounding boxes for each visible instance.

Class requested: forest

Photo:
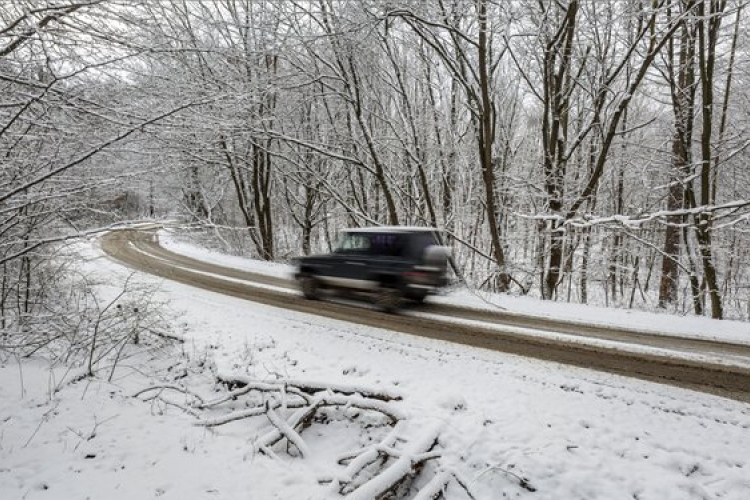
[2,0,749,326]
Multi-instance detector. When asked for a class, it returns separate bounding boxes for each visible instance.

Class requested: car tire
[407,291,427,304]
[375,286,401,313]
[300,276,319,300]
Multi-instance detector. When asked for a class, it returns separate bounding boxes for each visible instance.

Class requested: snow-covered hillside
[1,237,749,500]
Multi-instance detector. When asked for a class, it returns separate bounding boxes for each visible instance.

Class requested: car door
[365,232,403,283]
[333,232,373,290]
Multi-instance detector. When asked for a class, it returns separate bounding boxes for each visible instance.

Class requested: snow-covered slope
[1,236,748,500]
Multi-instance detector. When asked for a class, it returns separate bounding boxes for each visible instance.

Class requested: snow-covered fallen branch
[216,373,404,402]
[320,420,477,500]
[343,422,442,500]
[134,373,487,498]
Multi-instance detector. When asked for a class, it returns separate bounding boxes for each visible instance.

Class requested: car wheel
[408,292,427,304]
[375,286,401,312]
[300,276,319,300]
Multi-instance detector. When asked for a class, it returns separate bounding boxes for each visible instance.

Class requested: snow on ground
[1,235,750,500]
[160,229,295,280]
[159,228,750,346]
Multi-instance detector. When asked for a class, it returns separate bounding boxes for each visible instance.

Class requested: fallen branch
[335,422,407,495]
[197,406,273,428]
[135,373,489,498]
[260,402,318,457]
[216,373,403,402]
[412,470,453,500]
[344,422,443,500]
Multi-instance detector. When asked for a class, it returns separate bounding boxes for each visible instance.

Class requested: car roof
[341,226,440,234]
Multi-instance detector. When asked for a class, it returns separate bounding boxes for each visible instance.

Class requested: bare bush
[0,267,178,383]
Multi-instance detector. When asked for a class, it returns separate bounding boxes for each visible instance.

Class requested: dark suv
[294,227,450,311]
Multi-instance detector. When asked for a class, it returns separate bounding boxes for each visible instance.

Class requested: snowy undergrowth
[1,236,750,499]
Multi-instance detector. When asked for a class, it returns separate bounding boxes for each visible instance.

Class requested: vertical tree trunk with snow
[693,0,727,319]
[541,1,578,299]
[476,0,511,291]
[659,4,696,309]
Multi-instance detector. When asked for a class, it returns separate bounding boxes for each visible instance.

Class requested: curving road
[102,228,750,403]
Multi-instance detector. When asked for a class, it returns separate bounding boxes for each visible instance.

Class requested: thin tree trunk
[694,0,726,319]
[477,0,510,291]
[221,136,263,256]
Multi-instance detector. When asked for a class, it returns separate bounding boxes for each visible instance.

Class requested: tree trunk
[694,0,726,319]
[541,1,578,299]
[477,0,510,291]
[658,169,683,307]
[660,2,697,309]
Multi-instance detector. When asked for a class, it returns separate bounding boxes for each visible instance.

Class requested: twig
[133,384,205,405]
[477,465,536,492]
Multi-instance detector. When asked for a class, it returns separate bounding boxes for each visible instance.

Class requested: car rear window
[404,232,439,259]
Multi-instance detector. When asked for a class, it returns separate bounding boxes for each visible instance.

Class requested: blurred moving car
[294,227,450,312]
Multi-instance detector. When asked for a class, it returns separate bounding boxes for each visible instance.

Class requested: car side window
[337,233,371,254]
[369,233,402,257]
